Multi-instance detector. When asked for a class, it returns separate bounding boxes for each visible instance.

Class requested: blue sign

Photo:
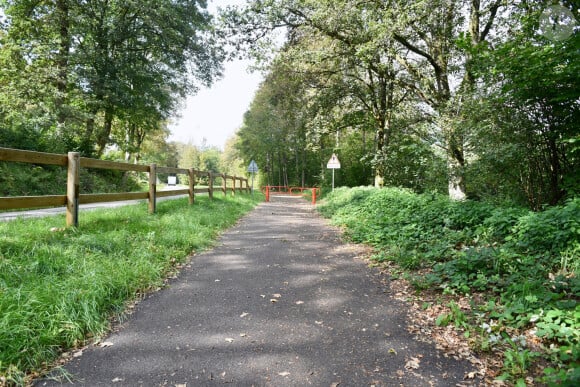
[248,160,258,173]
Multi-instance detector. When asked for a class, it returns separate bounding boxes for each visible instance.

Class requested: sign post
[326,153,341,191]
[247,160,258,196]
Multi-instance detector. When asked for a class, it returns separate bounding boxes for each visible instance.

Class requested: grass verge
[0,194,262,385]
[318,187,579,386]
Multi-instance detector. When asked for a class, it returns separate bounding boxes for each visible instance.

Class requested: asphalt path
[36,195,476,386]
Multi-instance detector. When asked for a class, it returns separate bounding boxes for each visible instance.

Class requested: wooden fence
[0,147,250,227]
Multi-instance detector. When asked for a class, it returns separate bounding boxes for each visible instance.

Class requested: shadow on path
[37,196,475,386]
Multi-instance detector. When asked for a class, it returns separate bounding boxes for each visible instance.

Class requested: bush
[318,187,579,384]
[319,187,495,267]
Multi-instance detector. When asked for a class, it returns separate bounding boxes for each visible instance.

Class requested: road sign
[327,153,341,169]
[327,153,341,191]
[248,160,258,196]
[247,160,258,173]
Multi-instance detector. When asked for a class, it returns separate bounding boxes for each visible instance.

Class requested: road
[0,188,188,222]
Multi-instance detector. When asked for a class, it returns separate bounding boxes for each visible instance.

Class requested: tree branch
[480,0,502,42]
[393,33,442,76]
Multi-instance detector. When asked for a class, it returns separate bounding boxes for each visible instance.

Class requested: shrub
[318,187,579,384]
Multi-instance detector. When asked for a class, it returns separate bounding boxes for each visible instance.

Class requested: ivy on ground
[319,187,579,386]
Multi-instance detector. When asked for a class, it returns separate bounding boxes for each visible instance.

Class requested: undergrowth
[0,163,142,197]
[318,187,579,386]
[0,194,261,385]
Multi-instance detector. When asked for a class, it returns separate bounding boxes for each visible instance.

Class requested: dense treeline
[0,0,222,159]
[227,0,579,209]
[0,0,249,194]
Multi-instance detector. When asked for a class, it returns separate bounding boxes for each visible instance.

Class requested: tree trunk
[546,132,563,205]
[375,121,386,188]
[55,0,70,127]
[125,123,134,162]
[447,151,466,201]
[371,65,394,188]
[96,108,114,157]
[301,146,306,187]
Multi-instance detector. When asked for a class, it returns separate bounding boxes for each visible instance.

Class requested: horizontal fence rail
[0,147,250,227]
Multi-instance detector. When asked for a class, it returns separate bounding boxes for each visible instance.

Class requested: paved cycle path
[37,196,475,386]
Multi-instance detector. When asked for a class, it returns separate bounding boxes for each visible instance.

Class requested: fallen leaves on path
[381,265,500,384]
[405,357,421,370]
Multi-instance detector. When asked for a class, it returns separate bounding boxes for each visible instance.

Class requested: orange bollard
[312,188,317,205]
[266,186,270,202]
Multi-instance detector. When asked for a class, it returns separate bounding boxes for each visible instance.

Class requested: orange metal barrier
[263,186,320,204]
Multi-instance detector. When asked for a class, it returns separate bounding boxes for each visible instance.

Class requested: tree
[470,1,580,207]
[224,0,411,187]
[0,0,78,152]
[221,134,246,177]
[225,0,578,205]
[383,0,507,200]
[0,0,224,157]
[223,0,509,198]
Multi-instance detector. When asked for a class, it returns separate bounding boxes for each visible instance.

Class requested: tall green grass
[0,194,261,384]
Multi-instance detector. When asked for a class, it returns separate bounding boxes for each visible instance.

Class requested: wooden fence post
[232,176,236,196]
[149,163,157,214]
[66,152,80,227]
[188,168,195,205]
[222,173,227,196]
[208,172,214,200]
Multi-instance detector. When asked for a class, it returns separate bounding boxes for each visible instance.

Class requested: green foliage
[0,164,65,196]
[236,59,322,188]
[435,301,468,330]
[0,0,223,157]
[0,195,260,383]
[0,162,141,197]
[0,127,45,152]
[319,187,580,383]
[225,1,579,205]
[319,187,495,268]
[469,4,580,207]
[511,200,579,254]
[498,347,540,385]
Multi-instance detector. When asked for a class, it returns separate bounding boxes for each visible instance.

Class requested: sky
[167,0,264,150]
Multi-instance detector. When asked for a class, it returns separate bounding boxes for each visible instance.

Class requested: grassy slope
[0,163,143,197]
[318,187,579,386]
[0,194,262,384]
